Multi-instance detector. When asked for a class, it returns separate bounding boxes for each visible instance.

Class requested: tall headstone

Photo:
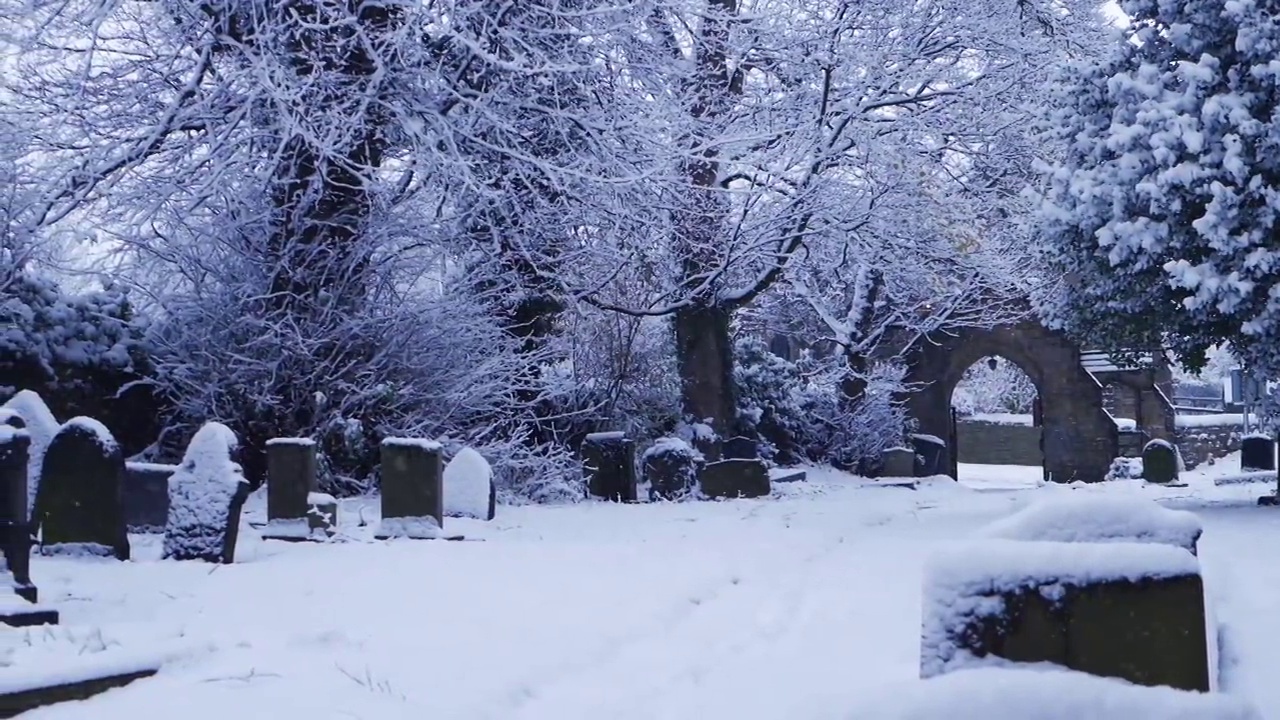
[262,438,321,540]
[163,422,252,563]
[2,390,59,522]
[37,418,129,560]
[699,459,771,499]
[123,462,175,533]
[643,438,703,501]
[376,438,444,539]
[1,425,36,601]
[1241,434,1275,472]
[1142,440,1179,485]
[582,432,637,502]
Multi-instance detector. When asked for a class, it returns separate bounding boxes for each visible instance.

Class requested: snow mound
[163,422,249,562]
[845,666,1260,720]
[3,391,59,519]
[444,447,493,520]
[976,496,1202,552]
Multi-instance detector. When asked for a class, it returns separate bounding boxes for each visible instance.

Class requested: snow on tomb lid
[584,431,628,442]
[910,433,945,446]
[1144,438,1175,451]
[924,539,1200,597]
[976,496,1202,550]
[266,437,316,447]
[381,437,443,451]
[124,461,179,473]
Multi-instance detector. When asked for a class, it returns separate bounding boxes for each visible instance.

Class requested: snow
[583,431,627,443]
[443,447,493,520]
[266,438,316,447]
[977,495,1203,552]
[62,416,119,454]
[846,666,1262,720]
[263,518,310,539]
[1114,417,1138,431]
[0,649,161,695]
[3,390,59,519]
[965,413,1033,426]
[1243,432,1271,441]
[911,434,945,446]
[307,492,337,505]
[163,423,249,562]
[9,461,1280,719]
[1147,438,1175,451]
[1177,414,1251,428]
[126,462,179,473]
[381,437,443,451]
[376,515,442,539]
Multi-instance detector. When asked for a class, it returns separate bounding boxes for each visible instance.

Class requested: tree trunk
[674,302,737,436]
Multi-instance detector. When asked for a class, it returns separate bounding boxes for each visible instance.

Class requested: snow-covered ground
[6,456,1280,720]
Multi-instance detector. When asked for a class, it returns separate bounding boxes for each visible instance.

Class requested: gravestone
[643,438,703,501]
[911,434,948,477]
[881,447,916,478]
[37,418,129,560]
[307,493,338,537]
[2,390,58,523]
[376,438,444,539]
[1142,440,1179,485]
[1,425,48,618]
[699,459,771,499]
[443,447,496,521]
[263,438,321,540]
[1241,434,1275,472]
[582,432,637,502]
[922,540,1209,692]
[163,422,252,563]
[722,436,758,460]
[123,462,175,534]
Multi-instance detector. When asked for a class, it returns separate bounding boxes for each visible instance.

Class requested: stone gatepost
[263,438,332,540]
[582,432,637,502]
[376,438,444,539]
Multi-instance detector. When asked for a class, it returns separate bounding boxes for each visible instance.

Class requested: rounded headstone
[37,418,129,560]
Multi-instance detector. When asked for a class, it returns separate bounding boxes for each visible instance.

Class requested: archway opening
[950,355,1044,489]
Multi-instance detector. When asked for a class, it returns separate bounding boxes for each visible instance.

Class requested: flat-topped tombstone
[1142,440,1179,485]
[163,422,252,563]
[444,447,496,521]
[1,426,45,612]
[922,539,1209,692]
[123,462,175,534]
[977,495,1203,556]
[263,438,321,540]
[699,459,771,499]
[881,447,916,478]
[3,390,59,523]
[376,438,444,539]
[911,434,948,477]
[37,418,129,560]
[643,438,703,501]
[582,432,637,502]
[1241,434,1275,472]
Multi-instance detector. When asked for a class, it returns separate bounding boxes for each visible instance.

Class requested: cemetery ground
[6,456,1280,720]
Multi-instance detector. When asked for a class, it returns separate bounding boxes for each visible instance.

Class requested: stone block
[1142,440,1179,484]
[263,438,318,540]
[36,418,129,560]
[582,432,637,502]
[881,447,915,478]
[123,462,174,534]
[1240,435,1275,472]
[376,438,444,539]
[699,459,770,499]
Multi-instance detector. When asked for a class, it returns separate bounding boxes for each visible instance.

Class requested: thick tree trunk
[674,302,737,436]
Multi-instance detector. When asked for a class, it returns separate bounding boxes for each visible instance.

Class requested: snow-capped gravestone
[123,462,176,534]
[921,539,1209,692]
[444,447,495,521]
[582,432,637,502]
[263,438,330,540]
[1142,440,1179,485]
[1240,434,1275,472]
[699,459,770,499]
[376,438,444,539]
[2,390,59,522]
[643,438,703,501]
[911,434,948,477]
[977,496,1203,556]
[880,447,916,478]
[37,418,129,560]
[163,423,252,563]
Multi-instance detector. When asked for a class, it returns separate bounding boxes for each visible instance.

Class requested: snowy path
[5,464,1279,720]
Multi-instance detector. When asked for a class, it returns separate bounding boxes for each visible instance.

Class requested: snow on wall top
[1175,414,1252,428]
[584,431,627,442]
[266,437,316,447]
[126,461,179,473]
[847,666,1261,720]
[63,416,119,453]
[910,433,945,446]
[963,413,1034,426]
[976,496,1202,550]
[382,437,443,451]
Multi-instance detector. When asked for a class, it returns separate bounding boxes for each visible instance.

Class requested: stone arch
[903,319,1119,483]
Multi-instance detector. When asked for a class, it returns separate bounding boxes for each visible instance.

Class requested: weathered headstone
[37,418,129,560]
[163,422,252,563]
[911,434,948,477]
[444,447,496,520]
[643,438,703,501]
[376,438,444,539]
[1,426,45,612]
[1241,434,1275,472]
[307,492,338,537]
[922,540,1209,692]
[722,435,758,460]
[881,447,916,478]
[2,390,59,523]
[1142,439,1179,485]
[699,459,771,499]
[263,438,320,540]
[123,462,175,534]
[582,432,637,502]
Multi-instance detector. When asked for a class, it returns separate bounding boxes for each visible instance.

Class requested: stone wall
[956,421,1042,466]
[1174,419,1243,470]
